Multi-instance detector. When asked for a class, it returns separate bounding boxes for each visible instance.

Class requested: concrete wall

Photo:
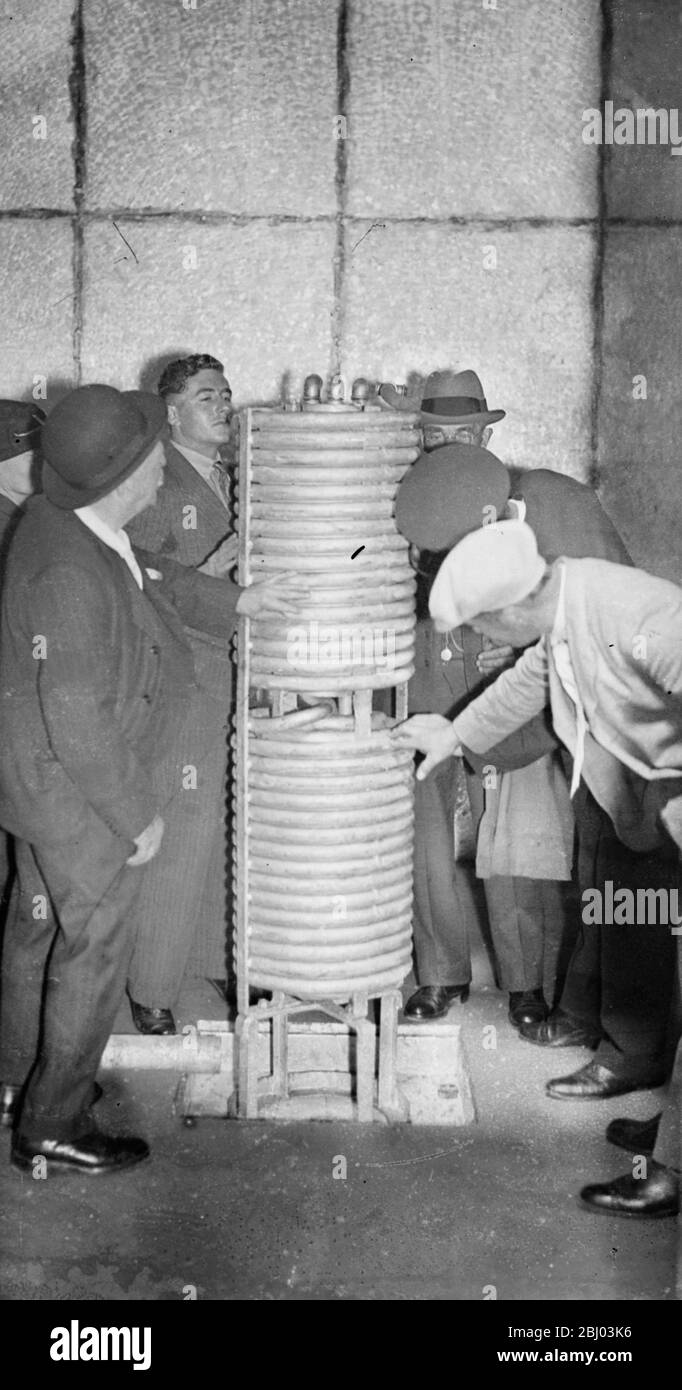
[1,0,680,578]
[597,0,682,581]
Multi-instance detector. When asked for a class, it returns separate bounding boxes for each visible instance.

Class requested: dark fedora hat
[42,385,167,510]
[419,369,505,427]
[0,399,46,463]
[395,443,510,551]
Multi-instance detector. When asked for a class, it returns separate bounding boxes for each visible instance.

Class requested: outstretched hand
[390,714,461,780]
[236,571,311,619]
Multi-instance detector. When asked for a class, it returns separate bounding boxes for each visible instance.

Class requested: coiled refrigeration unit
[233,374,420,1119]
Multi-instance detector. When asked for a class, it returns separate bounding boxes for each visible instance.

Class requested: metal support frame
[233,988,405,1122]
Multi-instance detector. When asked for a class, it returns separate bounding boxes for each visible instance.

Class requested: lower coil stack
[245,710,414,998]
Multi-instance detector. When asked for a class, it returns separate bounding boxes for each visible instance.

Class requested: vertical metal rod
[235,411,253,1025]
[271,991,289,1101]
[378,989,401,1113]
[355,1016,376,1122]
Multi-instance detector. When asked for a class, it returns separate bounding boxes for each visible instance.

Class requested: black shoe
[606,1112,662,1156]
[404,984,470,1020]
[129,998,176,1035]
[519,1008,600,1048]
[508,989,547,1030]
[579,1162,678,1219]
[11,1126,150,1176]
[0,1080,103,1130]
[546,1059,667,1101]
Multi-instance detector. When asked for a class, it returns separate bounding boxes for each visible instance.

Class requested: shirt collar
[74,505,143,589]
[506,496,527,524]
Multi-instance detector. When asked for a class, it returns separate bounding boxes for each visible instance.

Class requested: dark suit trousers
[126,740,229,1006]
[560,784,678,1078]
[0,833,141,1141]
[412,759,569,994]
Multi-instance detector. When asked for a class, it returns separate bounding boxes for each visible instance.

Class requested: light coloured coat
[453,557,682,852]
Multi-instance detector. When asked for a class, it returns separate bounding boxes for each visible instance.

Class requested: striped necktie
[209,461,231,512]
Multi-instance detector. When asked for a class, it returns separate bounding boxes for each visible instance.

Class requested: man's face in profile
[166,369,233,456]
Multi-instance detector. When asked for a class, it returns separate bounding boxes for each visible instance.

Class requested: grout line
[68,0,87,385]
[1,207,681,229]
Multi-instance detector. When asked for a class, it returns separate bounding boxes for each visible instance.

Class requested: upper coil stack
[241,394,421,691]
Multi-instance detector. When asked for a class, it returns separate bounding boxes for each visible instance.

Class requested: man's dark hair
[157,354,224,399]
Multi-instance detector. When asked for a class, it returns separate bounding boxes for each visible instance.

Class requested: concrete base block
[103,1016,475,1126]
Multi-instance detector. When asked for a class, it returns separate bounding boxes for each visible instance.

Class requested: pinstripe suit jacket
[126,440,234,699]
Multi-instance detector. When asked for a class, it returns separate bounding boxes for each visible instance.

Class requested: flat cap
[428,519,547,630]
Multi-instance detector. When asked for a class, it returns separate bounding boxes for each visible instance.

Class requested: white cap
[429,520,547,630]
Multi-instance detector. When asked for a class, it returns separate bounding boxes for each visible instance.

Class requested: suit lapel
[165,441,224,514]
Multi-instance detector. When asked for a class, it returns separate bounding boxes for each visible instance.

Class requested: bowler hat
[0,400,46,463]
[419,369,505,427]
[42,385,167,510]
[395,443,510,551]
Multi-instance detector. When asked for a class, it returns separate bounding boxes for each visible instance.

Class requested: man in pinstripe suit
[124,354,239,1033]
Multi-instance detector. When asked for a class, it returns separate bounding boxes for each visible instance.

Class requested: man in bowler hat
[0,384,302,1172]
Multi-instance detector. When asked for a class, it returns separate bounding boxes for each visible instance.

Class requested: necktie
[209,462,231,513]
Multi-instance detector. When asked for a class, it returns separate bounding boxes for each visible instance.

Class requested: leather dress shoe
[579,1162,679,1219]
[11,1126,149,1176]
[404,984,469,1020]
[129,998,175,1035]
[546,1059,666,1101]
[508,989,547,1030]
[606,1112,662,1157]
[519,1008,600,1048]
[1,1080,103,1130]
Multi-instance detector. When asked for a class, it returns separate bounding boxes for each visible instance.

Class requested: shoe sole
[578,1197,678,1219]
[11,1151,150,1176]
[547,1083,666,1102]
[518,1032,600,1048]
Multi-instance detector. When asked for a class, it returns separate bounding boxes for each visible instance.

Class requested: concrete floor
[0,930,678,1302]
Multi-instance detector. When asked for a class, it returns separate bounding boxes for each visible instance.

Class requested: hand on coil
[391,714,461,780]
[237,572,310,619]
